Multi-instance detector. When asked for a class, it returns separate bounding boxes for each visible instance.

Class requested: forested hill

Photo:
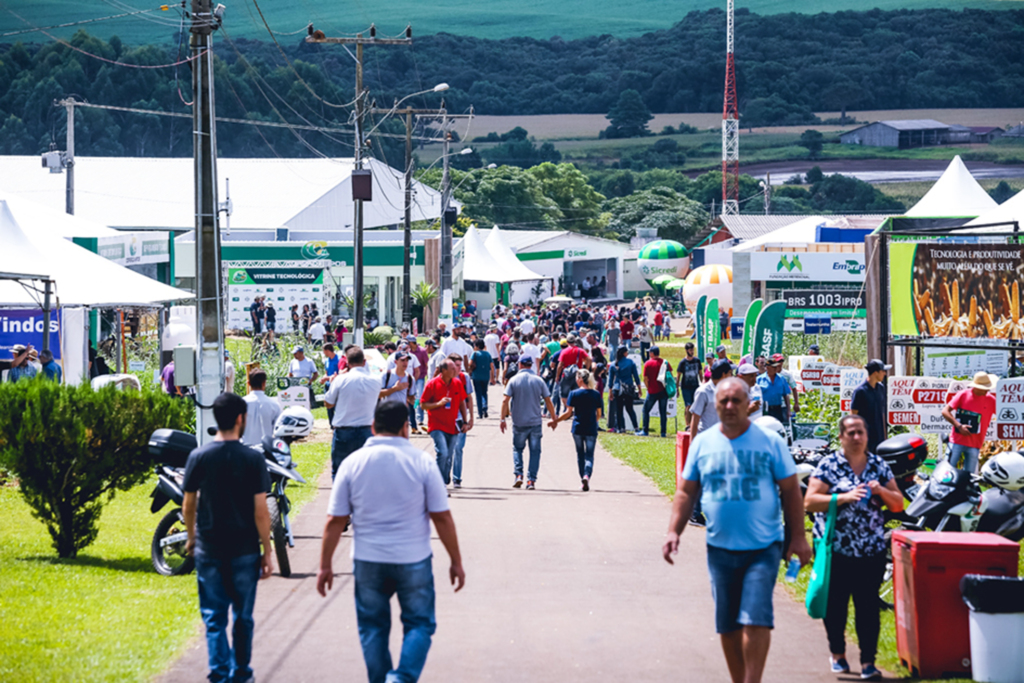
[1,8,1022,157]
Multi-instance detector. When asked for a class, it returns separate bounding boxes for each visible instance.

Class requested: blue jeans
[512,424,543,482]
[430,430,460,485]
[573,433,596,479]
[195,552,261,683]
[472,378,489,417]
[413,378,426,424]
[949,443,981,474]
[452,431,467,484]
[642,390,669,437]
[332,426,373,478]
[640,342,651,362]
[653,325,662,340]
[706,542,783,634]
[354,556,437,683]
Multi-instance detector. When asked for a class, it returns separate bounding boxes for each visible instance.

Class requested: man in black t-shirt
[183,393,273,683]
[851,358,891,453]
[676,342,703,420]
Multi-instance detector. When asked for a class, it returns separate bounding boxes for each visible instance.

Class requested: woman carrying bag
[607,346,640,434]
[803,414,904,681]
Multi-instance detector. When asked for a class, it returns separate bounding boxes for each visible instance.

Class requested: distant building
[1004,124,1024,138]
[968,126,1004,143]
[840,119,950,149]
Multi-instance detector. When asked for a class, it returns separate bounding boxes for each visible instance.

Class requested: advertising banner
[888,242,1024,342]
[695,295,708,359]
[750,252,866,282]
[703,297,720,361]
[887,376,953,433]
[276,377,311,410]
[647,396,678,419]
[800,359,827,392]
[781,289,865,310]
[822,364,844,395]
[752,300,787,360]
[995,378,1024,440]
[804,315,832,335]
[0,308,62,359]
[97,232,170,266]
[840,368,868,412]
[923,345,1009,378]
[741,298,763,358]
[227,267,331,332]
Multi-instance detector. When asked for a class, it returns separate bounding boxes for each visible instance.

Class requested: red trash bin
[893,530,1020,679]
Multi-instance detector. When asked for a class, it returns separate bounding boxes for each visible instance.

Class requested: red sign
[890,411,920,426]
[840,399,852,411]
[913,388,947,405]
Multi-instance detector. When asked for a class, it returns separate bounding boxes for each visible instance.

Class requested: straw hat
[969,372,998,392]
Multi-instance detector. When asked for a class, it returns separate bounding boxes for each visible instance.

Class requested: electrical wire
[0,6,172,37]
[101,0,184,27]
[173,8,193,106]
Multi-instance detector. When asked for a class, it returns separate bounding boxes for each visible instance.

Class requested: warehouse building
[840,120,950,149]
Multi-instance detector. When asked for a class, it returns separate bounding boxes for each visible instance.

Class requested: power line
[0,6,173,37]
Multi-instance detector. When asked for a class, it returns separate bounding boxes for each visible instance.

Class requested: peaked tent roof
[0,200,192,307]
[906,156,997,218]
[965,187,1024,230]
[461,225,512,283]
[0,201,50,280]
[483,225,547,281]
[0,191,120,238]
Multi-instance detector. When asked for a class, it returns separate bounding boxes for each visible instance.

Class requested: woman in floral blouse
[804,414,904,681]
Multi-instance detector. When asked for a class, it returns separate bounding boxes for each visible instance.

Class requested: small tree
[0,379,192,557]
[604,89,654,139]
[411,281,440,330]
[990,180,1014,204]
[799,129,825,159]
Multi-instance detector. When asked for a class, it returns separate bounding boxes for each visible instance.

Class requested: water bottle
[784,558,801,582]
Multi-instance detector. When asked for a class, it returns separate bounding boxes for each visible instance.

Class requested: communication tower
[722,0,739,216]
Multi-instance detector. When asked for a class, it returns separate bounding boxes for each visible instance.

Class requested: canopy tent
[0,202,50,280]
[965,187,1024,230]
[730,216,827,252]
[462,225,549,283]
[0,191,119,239]
[483,225,547,282]
[0,200,191,307]
[905,156,997,218]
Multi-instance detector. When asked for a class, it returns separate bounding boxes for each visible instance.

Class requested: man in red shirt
[941,371,997,474]
[619,317,635,350]
[653,310,665,341]
[421,360,471,485]
[640,346,670,438]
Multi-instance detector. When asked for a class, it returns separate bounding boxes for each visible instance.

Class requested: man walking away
[662,378,811,683]
[324,347,381,478]
[182,393,274,683]
[640,346,669,438]
[241,370,282,448]
[851,359,891,455]
[677,342,702,422]
[421,360,470,486]
[318,401,465,683]
[469,339,492,419]
[501,357,557,490]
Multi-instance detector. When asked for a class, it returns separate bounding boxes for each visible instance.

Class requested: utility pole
[64,100,74,215]
[307,24,412,346]
[763,172,772,215]
[722,0,740,216]
[439,105,453,330]
[191,0,225,442]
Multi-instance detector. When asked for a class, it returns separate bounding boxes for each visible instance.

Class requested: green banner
[741,298,763,357]
[695,294,708,359]
[228,268,325,285]
[753,300,787,359]
[704,297,720,361]
[888,242,918,336]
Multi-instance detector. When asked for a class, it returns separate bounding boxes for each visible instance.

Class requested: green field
[7,0,1012,44]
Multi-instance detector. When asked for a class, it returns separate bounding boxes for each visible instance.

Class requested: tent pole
[41,279,52,355]
[119,310,126,373]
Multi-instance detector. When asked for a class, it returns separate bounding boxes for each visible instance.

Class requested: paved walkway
[160,383,861,683]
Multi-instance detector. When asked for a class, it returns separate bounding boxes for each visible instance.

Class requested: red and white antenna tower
[721,0,739,216]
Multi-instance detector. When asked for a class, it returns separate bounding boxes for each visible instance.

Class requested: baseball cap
[292,346,304,354]
[560,340,569,348]
[716,344,727,353]
[738,363,759,376]
[711,358,733,380]
[425,339,437,348]
[393,351,410,360]
[224,349,231,358]
[769,353,785,365]
[518,356,533,366]
[865,359,892,374]
[809,344,820,352]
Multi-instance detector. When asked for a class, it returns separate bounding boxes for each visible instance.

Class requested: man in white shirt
[484,325,502,384]
[440,325,473,360]
[288,346,319,383]
[317,401,464,683]
[426,338,446,380]
[224,349,236,393]
[519,317,535,338]
[307,317,327,348]
[324,347,381,478]
[521,333,542,374]
[241,369,282,447]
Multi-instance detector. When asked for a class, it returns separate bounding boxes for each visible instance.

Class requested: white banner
[97,232,170,266]
[995,378,1024,440]
[887,376,953,433]
[840,368,868,412]
[822,364,844,395]
[800,360,827,391]
[923,346,1009,378]
[750,252,866,282]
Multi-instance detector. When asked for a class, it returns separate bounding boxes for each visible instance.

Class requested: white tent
[483,225,548,282]
[460,225,509,282]
[906,156,997,218]
[730,216,827,252]
[0,191,119,239]
[0,200,191,307]
[966,187,1024,229]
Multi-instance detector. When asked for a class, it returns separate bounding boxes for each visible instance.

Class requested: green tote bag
[805,493,837,620]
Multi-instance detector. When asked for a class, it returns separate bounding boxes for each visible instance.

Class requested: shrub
[0,379,192,557]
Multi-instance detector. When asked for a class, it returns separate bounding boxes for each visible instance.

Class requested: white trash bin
[968,611,1024,683]
[962,574,1024,683]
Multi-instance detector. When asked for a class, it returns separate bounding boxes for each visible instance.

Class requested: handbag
[805,493,837,620]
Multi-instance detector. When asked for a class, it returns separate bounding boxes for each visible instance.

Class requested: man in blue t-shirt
[662,377,810,683]
[755,353,792,424]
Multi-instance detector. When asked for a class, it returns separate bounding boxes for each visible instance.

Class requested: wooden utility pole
[307,25,412,345]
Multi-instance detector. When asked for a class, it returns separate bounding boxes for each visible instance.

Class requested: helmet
[274,406,314,440]
[754,416,787,443]
[981,451,1024,491]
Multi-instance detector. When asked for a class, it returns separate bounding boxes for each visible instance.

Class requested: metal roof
[878,119,950,131]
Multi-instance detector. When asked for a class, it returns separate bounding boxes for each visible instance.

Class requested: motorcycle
[146,407,312,577]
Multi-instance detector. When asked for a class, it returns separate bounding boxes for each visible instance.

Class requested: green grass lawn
[0,439,329,682]
[598,425,1024,682]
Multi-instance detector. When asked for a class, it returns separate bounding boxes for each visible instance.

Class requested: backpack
[559,364,578,397]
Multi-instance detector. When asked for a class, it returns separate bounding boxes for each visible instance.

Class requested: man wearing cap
[851,360,890,454]
[941,371,997,473]
[738,363,763,420]
[808,344,820,356]
[756,354,793,425]
[640,347,670,438]
[501,356,557,489]
[426,337,447,380]
[7,344,37,383]
[381,352,418,431]
[325,347,381,478]
[288,346,318,384]
[308,317,327,348]
[716,344,729,363]
[440,324,473,360]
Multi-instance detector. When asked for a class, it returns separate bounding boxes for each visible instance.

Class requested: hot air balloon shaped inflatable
[637,240,690,284]
[683,264,733,315]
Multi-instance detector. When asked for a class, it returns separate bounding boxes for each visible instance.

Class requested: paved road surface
[159,383,862,682]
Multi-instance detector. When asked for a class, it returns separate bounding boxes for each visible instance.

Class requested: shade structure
[0,201,49,281]
[482,225,547,282]
[966,187,1024,230]
[906,156,997,218]
[461,225,510,283]
[0,191,120,239]
[664,278,686,290]
[0,200,192,307]
[651,274,675,292]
